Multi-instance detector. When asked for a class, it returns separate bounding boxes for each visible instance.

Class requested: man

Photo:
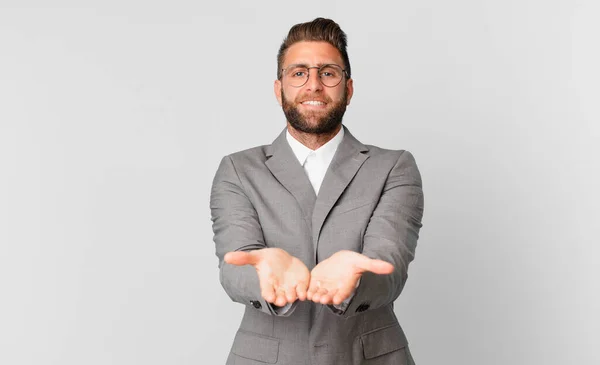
[210,18,424,365]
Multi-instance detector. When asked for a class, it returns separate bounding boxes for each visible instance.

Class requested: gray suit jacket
[210,126,424,365]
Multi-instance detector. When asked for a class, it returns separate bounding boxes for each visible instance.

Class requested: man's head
[274,18,354,135]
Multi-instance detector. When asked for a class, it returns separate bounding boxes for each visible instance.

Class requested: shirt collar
[286,126,345,166]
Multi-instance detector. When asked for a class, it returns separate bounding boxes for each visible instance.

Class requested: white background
[1,1,598,364]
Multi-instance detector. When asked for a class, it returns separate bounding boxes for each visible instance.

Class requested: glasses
[280,64,348,88]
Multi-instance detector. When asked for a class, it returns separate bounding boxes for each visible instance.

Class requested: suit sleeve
[210,155,297,316]
[331,150,424,317]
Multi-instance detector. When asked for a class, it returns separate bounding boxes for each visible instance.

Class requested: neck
[287,123,342,150]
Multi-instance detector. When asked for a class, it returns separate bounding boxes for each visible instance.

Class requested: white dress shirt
[270,127,356,315]
[286,127,344,195]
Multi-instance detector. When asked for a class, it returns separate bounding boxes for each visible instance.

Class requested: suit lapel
[265,128,317,231]
[311,127,369,259]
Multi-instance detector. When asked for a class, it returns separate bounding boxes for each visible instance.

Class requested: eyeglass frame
[279,63,349,88]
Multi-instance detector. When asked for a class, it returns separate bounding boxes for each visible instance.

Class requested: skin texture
[225,41,394,307]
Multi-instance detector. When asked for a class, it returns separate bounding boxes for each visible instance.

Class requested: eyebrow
[284,63,339,69]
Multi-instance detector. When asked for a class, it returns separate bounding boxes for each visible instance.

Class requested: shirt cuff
[270,302,293,315]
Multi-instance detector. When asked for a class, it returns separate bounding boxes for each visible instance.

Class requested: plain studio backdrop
[0,1,598,364]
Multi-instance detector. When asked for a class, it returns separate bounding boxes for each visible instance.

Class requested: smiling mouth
[301,100,327,106]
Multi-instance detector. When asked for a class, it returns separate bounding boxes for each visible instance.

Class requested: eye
[286,67,308,78]
[319,66,339,78]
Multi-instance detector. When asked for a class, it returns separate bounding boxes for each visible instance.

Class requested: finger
[261,285,276,303]
[312,287,328,303]
[306,281,319,301]
[285,285,298,303]
[320,288,338,305]
[333,288,351,305]
[296,281,308,301]
[356,257,394,275]
[275,289,288,307]
[308,280,325,301]
[224,251,258,266]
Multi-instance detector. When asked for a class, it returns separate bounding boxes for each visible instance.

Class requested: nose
[304,68,323,91]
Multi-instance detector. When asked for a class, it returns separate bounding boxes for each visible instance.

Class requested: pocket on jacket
[231,330,279,364]
[360,323,408,360]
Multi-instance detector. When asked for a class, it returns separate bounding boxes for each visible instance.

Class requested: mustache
[294,94,332,103]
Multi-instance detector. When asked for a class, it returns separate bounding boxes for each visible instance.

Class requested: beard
[281,87,348,135]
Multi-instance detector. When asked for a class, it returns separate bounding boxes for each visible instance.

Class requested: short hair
[277,18,351,80]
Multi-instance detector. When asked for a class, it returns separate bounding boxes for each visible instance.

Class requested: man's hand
[224,248,310,307]
[307,250,394,305]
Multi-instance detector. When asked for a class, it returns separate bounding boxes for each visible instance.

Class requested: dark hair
[277,18,351,79]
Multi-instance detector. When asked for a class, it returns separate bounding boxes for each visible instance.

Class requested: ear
[274,79,283,106]
[345,78,354,105]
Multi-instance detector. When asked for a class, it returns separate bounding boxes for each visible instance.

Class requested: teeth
[302,101,325,105]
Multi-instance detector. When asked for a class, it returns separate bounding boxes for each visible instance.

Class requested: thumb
[356,257,394,275]
[224,251,258,266]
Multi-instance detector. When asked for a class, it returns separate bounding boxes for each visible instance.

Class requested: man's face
[275,41,354,134]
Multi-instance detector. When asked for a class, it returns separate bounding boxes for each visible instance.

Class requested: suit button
[250,300,262,309]
[356,303,370,313]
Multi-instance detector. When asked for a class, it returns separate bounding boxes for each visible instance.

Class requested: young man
[210,18,424,365]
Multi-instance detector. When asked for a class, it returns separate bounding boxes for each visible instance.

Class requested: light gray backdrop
[1,1,598,364]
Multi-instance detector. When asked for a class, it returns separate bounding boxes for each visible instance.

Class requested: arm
[210,156,306,316]
[331,150,424,317]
